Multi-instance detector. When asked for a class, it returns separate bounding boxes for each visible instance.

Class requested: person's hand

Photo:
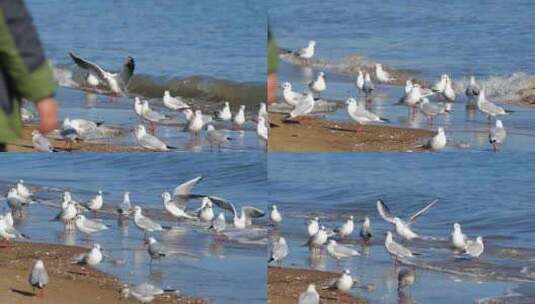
[35,96,59,134]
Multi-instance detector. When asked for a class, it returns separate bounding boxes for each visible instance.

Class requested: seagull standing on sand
[464,236,484,257]
[326,240,360,260]
[121,282,176,303]
[298,284,320,304]
[281,82,303,107]
[334,215,354,238]
[217,102,232,121]
[29,260,48,297]
[32,130,56,152]
[72,243,103,266]
[287,92,315,120]
[346,98,388,129]
[377,199,438,240]
[233,105,246,128]
[268,236,288,266]
[308,72,326,99]
[163,90,189,111]
[375,63,394,83]
[489,119,506,152]
[425,127,447,151]
[270,205,282,225]
[450,223,468,251]
[325,269,358,293]
[69,52,135,95]
[135,125,174,151]
[294,40,316,60]
[360,217,372,243]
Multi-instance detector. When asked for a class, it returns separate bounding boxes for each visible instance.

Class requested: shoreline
[0,241,206,304]
[7,124,145,152]
[267,266,368,304]
[268,113,432,152]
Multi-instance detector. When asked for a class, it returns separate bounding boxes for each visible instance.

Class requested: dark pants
[0,143,6,152]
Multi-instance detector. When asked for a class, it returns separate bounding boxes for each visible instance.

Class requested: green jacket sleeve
[0,0,57,103]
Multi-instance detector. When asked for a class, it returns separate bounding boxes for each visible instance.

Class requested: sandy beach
[268,113,432,152]
[268,266,368,304]
[0,241,206,304]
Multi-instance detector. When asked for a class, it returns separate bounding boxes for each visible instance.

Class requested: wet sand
[7,124,144,152]
[0,241,206,304]
[268,113,432,152]
[267,267,368,304]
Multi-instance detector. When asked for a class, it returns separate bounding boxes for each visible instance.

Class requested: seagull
[305,225,328,249]
[258,102,268,121]
[63,118,101,136]
[28,260,48,297]
[442,76,456,102]
[424,127,447,151]
[135,125,175,151]
[60,121,82,150]
[377,199,438,240]
[141,100,168,123]
[233,105,246,128]
[403,84,434,116]
[211,199,264,229]
[281,82,303,107]
[385,231,417,261]
[359,217,372,243]
[362,72,375,96]
[346,98,388,128]
[307,217,320,237]
[257,117,268,142]
[464,236,484,257]
[477,89,510,119]
[117,192,133,217]
[206,125,231,150]
[298,284,320,304]
[450,223,468,251]
[432,74,448,93]
[72,243,103,266]
[268,236,288,266]
[198,197,215,222]
[121,282,176,303]
[163,90,189,111]
[287,92,315,119]
[417,98,452,123]
[58,200,78,230]
[294,40,316,60]
[133,206,163,235]
[308,72,326,99]
[6,188,32,216]
[209,212,226,233]
[134,97,144,117]
[69,52,135,95]
[326,240,360,260]
[84,190,103,213]
[355,70,364,91]
[16,180,32,198]
[270,205,282,225]
[147,237,167,263]
[398,80,413,104]
[185,109,205,136]
[184,108,213,125]
[465,76,480,98]
[162,192,195,221]
[0,213,27,241]
[489,119,506,152]
[75,214,109,235]
[334,215,354,238]
[32,130,56,152]
[217,102,232,121]
[375,63,394,83]
[325,269,358,293]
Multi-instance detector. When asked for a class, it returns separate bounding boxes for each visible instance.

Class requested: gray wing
[139,133,167,150]
[272,241,288,260]
[408,199,438,223]
[207,129,228,143]
[333,244,359,256]
[377,200,395,223]
[119,56,135,85]
[138,215,161,230]
[144,110,167,122]
[33,135,53,152]
[421,102,441,115]
[242,206,265,218]
[83,219,108,230]
[149,242,167,256]
[387,240,413,257]
[69,52,107,81]
[211,197,237,216]
[173,176,203,197]
[29,267,48,288]
[481,101,505,115]
[290,97,314,117]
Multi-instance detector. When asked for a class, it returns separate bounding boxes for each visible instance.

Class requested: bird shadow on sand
[10,288,36,297]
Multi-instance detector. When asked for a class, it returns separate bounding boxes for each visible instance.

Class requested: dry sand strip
[7,124,145,152]
[0,242,206,304]
[268,266,368,304]
[268,113,432,152]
